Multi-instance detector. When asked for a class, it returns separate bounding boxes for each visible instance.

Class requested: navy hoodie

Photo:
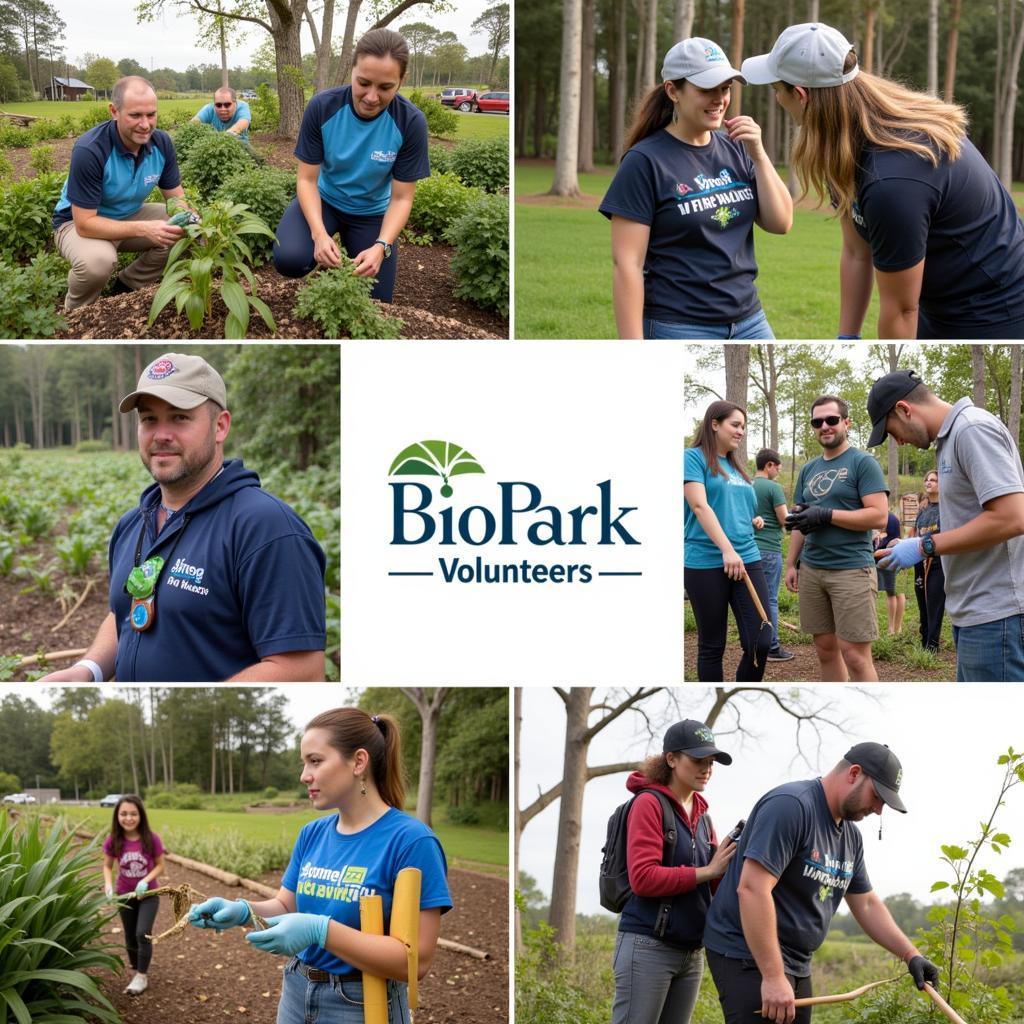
[108,459,327,681]
[618,771,719,949]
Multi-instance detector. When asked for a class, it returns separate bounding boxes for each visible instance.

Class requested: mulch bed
[97,861,508,1024]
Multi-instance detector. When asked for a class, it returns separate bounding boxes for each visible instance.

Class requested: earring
[359,776,367,796]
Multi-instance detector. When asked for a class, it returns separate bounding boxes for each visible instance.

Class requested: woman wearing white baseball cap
[743,22,1024,340]
[599,37,792,340]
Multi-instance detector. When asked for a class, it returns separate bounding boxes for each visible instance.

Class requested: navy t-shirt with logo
[851,137,1024,334]
[599,130,762,324]
[703,779,872,977]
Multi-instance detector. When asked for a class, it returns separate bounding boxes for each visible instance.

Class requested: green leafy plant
[19,502,55,539]
[0,255,67,339]
[249,82,280,132]
[0,173,66,263]
[428,143,453,175]
[14,554,58,595]
[0,122,33,148]
[28,144,54,174]
[0,147,13,181]
[0,536,15,576]
[293,262,402,339]
[54,532,101,576]
[214,166,295,263]
[181,131,255,201]
[75,104,114,132]
[450,136,509,192]
[0,814,121,1023]
[448,192,509,315]
[409,172,481,239]
[171,118,216,164]
[148,199,276,338]
[407,89,459,139]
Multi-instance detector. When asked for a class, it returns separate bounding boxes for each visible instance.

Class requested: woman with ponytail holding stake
[188,709,452,1024]
[599,37,792,339]
[685,400,773,681]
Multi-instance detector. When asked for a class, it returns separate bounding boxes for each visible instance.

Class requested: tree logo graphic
[388,440,485,498]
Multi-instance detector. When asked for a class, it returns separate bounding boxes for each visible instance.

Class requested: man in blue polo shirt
[192,86,252,141]
[39,353,327,683]
[53,76,188,310]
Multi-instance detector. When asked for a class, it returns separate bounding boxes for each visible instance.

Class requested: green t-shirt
[792,447,888,569]
[752,476,787,553]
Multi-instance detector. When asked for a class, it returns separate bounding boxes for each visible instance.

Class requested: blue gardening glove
[784,503,833,533]
[188,897,252,930]
[134,880,149,895]
[878,536,925,571]
[245,913,331,957]
[907,954,940,990]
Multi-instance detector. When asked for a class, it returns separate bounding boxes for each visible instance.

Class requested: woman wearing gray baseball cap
[742,22,1024,340]
[599,37,792,340]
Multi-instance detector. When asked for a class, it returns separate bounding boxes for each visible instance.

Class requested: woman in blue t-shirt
[189,707,452,1024]
[684,400,772,681]
[599,37,792,340]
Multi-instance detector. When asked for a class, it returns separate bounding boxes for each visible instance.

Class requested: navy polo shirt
[53,119,180,229]
[294,85,429,216]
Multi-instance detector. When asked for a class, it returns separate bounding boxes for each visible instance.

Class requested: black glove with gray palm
[784,503,833,533]
[907,954,940,991]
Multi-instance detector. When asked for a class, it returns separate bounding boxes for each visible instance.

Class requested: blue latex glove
[188,897,252,930]
[245,913,331,957]
[878,536,924,570]
[134,879,149,895]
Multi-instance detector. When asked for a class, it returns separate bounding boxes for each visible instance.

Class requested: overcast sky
[519,685,1024,913]
[55,1,495,74]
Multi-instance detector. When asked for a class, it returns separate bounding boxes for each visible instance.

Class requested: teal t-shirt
[684,447,760,568]
[792,447,888,569]
[752,476,786,554]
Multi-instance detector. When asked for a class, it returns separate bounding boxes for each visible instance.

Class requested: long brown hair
[624,81,683,152]
[638,753,673,786]
[689,400,750,481]
[353,28,410,79]
[785,51,967,217]
[305,707,405,809]
[109,795,157,859]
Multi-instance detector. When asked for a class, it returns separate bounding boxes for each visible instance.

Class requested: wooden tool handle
[923,984,969,1024]
[741,572,770,623]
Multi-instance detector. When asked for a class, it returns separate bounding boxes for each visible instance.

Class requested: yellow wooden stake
[391,867,422,1009]
[359,894,388,1024]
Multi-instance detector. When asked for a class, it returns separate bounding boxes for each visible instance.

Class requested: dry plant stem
[51,578,96,633]
[139,883,207,944]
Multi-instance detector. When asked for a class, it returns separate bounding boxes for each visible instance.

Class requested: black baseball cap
[867,369,925,447]
[844,742,906,812]
[663,720,732,764]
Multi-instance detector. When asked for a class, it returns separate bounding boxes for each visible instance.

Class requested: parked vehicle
[440,88,478,111]
[99,793,125,807]
[475,91,510,114]
[2,793,36,804]
[240,89,257,100]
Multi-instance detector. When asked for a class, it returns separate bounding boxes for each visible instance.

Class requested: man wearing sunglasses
[192,86,252,141]
[704,742,939,1024]
[867,369,1024,681]
[783,395,888,681]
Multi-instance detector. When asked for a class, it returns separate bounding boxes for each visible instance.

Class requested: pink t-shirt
[103,832,164,895]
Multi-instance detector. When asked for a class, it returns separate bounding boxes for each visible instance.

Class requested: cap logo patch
[147,359,177,380]
[895,768,902,788]
[704,46,725,63]
[695,726,715,743]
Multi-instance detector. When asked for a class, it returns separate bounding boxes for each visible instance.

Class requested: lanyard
[126,510,191,632]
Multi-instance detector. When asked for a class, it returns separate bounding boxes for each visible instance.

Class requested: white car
[2,793,36,804]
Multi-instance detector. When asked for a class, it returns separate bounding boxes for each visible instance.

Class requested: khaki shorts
[798,563,879,643]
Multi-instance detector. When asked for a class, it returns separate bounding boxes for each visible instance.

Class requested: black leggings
[706,949,812,1024]
[914,557,946,651]
[118,894,159,973]
[684,561,772,682]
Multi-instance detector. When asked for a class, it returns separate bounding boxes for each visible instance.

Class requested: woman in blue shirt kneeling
[684,400,772,681]
[189,707,451,1024]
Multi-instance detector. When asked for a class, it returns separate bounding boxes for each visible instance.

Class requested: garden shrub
[408,172,481,239]
[263,786,279,799]
[75,439,109,452]
[0,122,32,147]
[450,136,509,192]
[0,148,12,180]
[215,166,295,263]
[29,118,65,143]
[447,191,509,315]
[294,263,403,339]
[446,802,480,825]
[0,255,67,339]
[0,815,121,1023]
[29,144,54,174]
[181,131,255,201]
[0,172,66,263]
[172,118,216,164]
[407,88,458,139]
[249,82,279,132]
[428,142,453,175]
[76,104,113,132]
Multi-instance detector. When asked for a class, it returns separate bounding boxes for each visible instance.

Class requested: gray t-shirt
[935,397,1024,627]
[703,778,872,977]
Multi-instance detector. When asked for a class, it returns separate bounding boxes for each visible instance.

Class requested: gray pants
[611,932,704,1024]
[55,203,172,310]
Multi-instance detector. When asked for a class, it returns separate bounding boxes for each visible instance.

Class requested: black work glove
[907,954,940,991]
[784,503,833,533]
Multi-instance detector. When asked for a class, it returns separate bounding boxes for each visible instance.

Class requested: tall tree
[472,3,509,87]
[85,56,118,99]
[397,21,437,89]
[674,0,693,41]
[549,0,583,196]
[400,688,449,827]
[728,0,744,116]
[943,0,963,101]
[926,0,938,94]
[724,344,750,468]
[578,0,595,172]
[971,344,986,407]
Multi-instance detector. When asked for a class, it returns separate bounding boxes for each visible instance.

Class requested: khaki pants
[55,204,172,311]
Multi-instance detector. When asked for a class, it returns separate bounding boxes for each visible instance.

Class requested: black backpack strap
[650,791,678,938]
[702,811,714,849]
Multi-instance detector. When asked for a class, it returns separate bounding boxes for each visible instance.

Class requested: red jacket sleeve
[626,793,697,897]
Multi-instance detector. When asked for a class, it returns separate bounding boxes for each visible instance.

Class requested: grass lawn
[2,98,205,120]
[515,159,891,340]
[452,110,510,142]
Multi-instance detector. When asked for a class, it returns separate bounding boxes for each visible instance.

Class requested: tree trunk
[549,0,583,196]
[642,0,657,92]
[997,6,1024,187]
[513,687,523,953]
[611,0,627,162]
[724,345,750,468]
[674,0,694,40]
[943,0,963,102]
[306,0,335,93]
[578,0,595,172]
[1010,345,1022,451]
[972,345,986,407]
[219,2,229,88]
[401,688,449,827]
[335,0,363,85]
[926,0,938,94]
[862,2,877,75]
[729,0,744,116]
[268,1,308,139]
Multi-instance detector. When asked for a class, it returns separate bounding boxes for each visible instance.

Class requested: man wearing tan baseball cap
[41,352,326,683]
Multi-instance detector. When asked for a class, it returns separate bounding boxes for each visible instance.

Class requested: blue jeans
[953,615,1024,681]
[643,308,775,340]
[611,932,705,1024]
[276,960,410,1024]
[759,550,783,650]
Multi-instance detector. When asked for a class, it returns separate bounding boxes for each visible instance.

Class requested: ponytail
[623,81,679,153]
[305,707,406,810]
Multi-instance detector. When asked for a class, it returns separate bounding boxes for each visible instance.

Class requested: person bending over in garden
[599,37,792,340]
[188,707,452,1024]
[53,75,189,311]
[39,352,326,683]
[192,86,251,141]
[703,742,939,1024]
[742,23,1024,339]
[273,28,429,303]
[102,794,165,997]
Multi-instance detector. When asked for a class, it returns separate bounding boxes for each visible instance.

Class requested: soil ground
[98,862,508,1024]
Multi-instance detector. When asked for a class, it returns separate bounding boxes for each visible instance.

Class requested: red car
[440,88,478,111]
[475,91,510,114]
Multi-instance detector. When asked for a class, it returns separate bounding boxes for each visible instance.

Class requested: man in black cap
[866,369,1024,681]
[703,742,939,1024]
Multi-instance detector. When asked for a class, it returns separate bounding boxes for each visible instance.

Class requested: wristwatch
[921,534,937,557]
[374,238,393,259]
